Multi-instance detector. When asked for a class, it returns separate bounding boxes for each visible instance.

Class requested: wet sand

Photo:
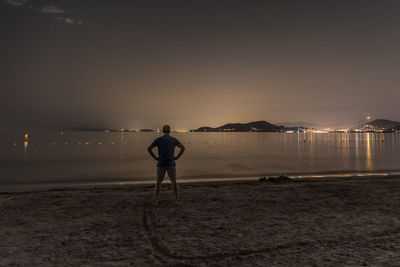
[1,176,400,266]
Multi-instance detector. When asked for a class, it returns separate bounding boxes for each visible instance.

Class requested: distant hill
[275,121,315,128]
[364,119,400,129]
[69,127,136,132]
[70,126,108,132]
[193,121,284,132]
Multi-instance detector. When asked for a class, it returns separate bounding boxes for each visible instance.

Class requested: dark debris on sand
[259,175,295,183]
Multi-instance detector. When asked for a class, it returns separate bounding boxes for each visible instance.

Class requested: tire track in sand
[142,205,400,263]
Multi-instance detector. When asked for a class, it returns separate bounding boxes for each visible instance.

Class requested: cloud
[39,5,86,25]
[1,0,27,6]
[40,5,64,14]
[42,6,85,25]
[56,17,84,25]
[3,0,85,25]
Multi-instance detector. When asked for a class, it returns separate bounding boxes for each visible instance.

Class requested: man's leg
[167,167,178,202]
[172,181,179,202]
[155,167,166,204]
[154,181,161,204]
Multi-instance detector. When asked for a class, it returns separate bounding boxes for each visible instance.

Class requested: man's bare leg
[172,181,179,202]
[154,181,161,204]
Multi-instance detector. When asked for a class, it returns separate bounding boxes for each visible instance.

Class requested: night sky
[1,0,400,130]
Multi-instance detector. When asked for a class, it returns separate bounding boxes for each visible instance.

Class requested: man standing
[147,125,185,205]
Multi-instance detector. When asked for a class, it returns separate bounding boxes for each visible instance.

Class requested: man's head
[162,125,171,134]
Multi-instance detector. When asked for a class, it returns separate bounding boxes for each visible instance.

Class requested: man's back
[148,125,185,204]
[151,135,181,167]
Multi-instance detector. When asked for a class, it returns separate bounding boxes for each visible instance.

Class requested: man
[147,125,185,205]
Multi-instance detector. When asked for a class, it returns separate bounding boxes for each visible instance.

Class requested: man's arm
[147,144,159,160]
[174,143,185,160]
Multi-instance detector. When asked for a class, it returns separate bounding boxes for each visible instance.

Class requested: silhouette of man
[147,125,185,205]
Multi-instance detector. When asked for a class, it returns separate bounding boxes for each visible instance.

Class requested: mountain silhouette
[364,119,400,129]
[193,121,284,132]
[275,121,316,128]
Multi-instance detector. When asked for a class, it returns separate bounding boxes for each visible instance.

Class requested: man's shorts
[157,167,176,183]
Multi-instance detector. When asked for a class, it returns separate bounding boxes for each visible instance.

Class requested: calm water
[1,130,400,185]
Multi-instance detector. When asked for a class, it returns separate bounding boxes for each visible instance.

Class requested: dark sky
[1,0,400,130]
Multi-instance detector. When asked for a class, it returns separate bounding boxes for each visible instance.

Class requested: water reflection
[23,133,29,158]
[366,133,372,170]
[341,133,350,170]
[3,131,400,184]
[120,131,124,160]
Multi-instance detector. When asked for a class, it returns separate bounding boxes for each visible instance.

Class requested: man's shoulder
[154,135,180,144]
[163,135,181,145]
[170,136,181,144]
[154,136,164,141]
[152,136,164,144]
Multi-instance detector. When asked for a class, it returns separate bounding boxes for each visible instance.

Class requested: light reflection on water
[1,131,400,184]
[366,133,372,170]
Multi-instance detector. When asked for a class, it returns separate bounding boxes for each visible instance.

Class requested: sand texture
[1,177,400,266]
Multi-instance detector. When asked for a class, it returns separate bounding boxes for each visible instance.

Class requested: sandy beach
[1,176,400,266]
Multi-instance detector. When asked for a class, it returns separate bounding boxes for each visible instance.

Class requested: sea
[1,130,400,190]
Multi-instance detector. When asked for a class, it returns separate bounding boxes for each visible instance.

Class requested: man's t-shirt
[151,134,182,167]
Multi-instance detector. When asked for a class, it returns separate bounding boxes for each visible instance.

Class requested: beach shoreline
[2,170,400,193]
[1,176,400,265]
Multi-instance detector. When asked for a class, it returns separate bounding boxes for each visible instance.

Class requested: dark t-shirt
[151,135,182,167]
